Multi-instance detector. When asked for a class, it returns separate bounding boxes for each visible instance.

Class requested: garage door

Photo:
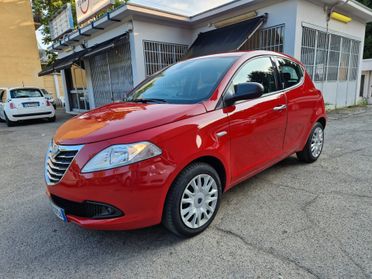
[89,36,133,108]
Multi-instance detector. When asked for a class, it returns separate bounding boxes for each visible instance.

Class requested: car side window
[227,57,277,96]
[276,58,303,89]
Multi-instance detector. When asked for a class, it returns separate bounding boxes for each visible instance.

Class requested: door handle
[273,104,287,111]
[216,131,227,138]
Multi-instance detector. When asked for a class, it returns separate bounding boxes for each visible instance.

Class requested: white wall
[131,19,193,85]
[258,0,298,55]
[190,0,298,56]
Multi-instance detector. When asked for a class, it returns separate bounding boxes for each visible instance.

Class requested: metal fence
[301,26,361,82]
[143,41,189,77]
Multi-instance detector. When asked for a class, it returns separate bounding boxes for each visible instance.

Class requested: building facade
[361,59,372,104]
[0,0,43,88]
[41,0,372,113]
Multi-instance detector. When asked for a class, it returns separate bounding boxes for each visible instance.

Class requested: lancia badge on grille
[51,142,59,158]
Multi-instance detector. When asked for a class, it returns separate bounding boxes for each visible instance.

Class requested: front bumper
[46,142,176,230]
[50,194,123,219]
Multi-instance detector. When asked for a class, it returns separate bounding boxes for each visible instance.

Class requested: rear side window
[228,57,277,94]
[10,89,43,98]
[276,58,303,89]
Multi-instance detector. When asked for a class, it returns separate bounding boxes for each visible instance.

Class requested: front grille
[45,141,83,185]
[51,195,123,219]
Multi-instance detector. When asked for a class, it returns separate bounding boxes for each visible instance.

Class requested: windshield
[126,56,238,104]
[10,89,43,98]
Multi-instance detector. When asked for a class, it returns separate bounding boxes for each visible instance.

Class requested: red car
[45,51,326,237]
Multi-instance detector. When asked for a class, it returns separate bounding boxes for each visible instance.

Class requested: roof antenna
[22,81,24,87]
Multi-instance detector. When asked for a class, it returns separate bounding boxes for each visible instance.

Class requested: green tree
[32,0,128,45]
[357,0,372,58]
[32,0,76,46]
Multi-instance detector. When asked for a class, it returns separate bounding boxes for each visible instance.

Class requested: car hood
[54,102,206,145]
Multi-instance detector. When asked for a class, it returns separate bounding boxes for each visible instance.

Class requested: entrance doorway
[65,64,89,112]
[360,75,365,97]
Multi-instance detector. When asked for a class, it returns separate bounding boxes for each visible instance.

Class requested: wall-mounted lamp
[330,11,352,23]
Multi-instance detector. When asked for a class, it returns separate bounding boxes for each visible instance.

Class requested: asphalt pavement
[0,107,371,279]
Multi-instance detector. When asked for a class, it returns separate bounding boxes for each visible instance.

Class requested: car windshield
[10,89,43,98]
[125,56,238,104]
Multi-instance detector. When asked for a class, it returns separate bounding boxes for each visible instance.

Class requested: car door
[225,56,287,183]
[274,57,310,152]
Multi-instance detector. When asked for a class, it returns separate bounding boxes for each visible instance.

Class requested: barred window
[143,41,188,77]
[300,27,316,79]
[339,38,351,81]
[349,41,360,81]
[315,30,328,81]
[260,25,285,52]
[327,34,341,81]
[241,24,285,52]
[300,26,361,82]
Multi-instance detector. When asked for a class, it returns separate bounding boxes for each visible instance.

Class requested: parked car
[0,87,55,127]
[45,51,326,237]
[41,89,57,109]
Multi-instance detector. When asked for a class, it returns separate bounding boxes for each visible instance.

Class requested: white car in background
[40,89,57,109]
[0,87,55,127]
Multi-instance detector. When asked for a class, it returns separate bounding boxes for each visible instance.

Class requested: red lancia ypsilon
[45,51,326,237]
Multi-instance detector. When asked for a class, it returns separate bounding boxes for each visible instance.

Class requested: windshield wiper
[130,98,168,103]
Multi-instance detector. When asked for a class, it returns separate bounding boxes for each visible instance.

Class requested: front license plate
[50,201,67,222]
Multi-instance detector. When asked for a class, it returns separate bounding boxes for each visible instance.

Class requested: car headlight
[82,142,162,173]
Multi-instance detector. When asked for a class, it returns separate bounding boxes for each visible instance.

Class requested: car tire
[297,122,324,163]
[162,162,222,237]
[48,115,56,122]
[4,113,16,127]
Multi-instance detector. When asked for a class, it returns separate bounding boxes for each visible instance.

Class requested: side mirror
[224,82,264,107]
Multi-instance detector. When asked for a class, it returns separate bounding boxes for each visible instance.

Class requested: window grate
[241,24,285,53]
[89,36,133,107]
[300,26,360,82]
[143,41,189,77]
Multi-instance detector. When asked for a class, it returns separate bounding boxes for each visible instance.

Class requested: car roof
[188,50,303,65]
[8,87,43,91]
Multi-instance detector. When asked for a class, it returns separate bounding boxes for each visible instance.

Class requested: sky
[132,0,232,15]
[37,0,232,49]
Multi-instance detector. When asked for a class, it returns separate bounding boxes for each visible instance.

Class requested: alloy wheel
[310,127,324,158]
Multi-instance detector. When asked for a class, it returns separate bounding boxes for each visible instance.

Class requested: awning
[38,50,87,76]
[38,33,128,77]
[83,33,128,57]
[184,15,267,59]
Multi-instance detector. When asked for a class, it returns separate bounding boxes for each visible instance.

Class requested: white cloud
[132,0,232,15]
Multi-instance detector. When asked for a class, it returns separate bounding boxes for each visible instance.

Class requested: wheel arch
[188,156,227,192]
[317,116,326,128]
[161,154,228,219]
